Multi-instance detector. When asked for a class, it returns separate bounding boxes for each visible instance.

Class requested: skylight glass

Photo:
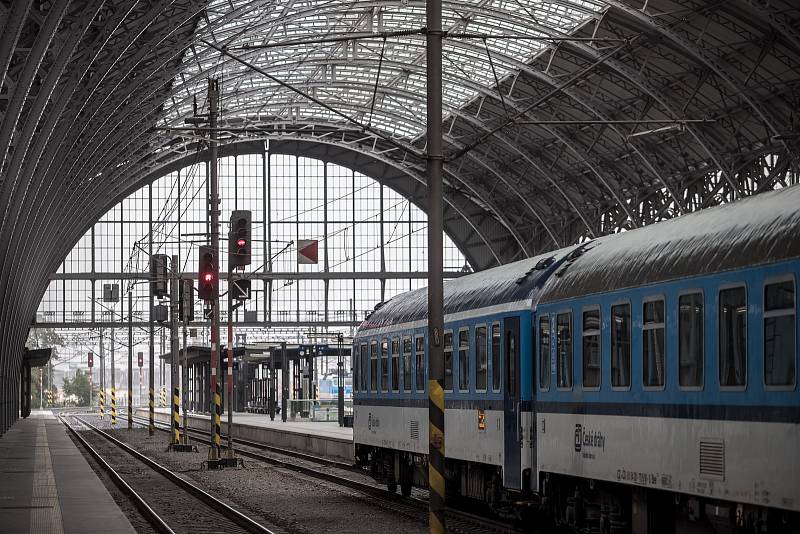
[163,0,604,139]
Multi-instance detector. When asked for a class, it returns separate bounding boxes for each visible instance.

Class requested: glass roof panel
[164,0,605,139]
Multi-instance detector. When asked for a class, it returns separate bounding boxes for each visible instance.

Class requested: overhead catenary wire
[199,39,425,161]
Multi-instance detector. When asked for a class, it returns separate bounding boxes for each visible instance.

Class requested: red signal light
[237,238,246,247]
[203,273,213,283]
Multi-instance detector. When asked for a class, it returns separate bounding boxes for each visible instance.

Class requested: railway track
[61,415,276,534]
[118,413,518,534]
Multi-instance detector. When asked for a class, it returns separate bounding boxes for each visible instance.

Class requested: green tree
[26,328,65,409]
[63,370,95,407]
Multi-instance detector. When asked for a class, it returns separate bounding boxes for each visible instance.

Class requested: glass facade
[36,150,468,346]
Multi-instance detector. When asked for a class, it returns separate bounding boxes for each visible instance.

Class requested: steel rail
[120,413,518,533]
[71,415,276,534]
[59,415,176,534]
[125,413,355,471]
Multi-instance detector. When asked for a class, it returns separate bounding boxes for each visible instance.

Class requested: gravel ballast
[78,414,427,534]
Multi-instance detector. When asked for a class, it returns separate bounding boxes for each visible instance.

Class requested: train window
[370,341,378,393]
[539,316,550,390]
[403,337,412,392]
[643,298,666,388]
[361,344,369,392]
[444,331,454,391]
[679,292,704,388]
[459,329,470,392]
[391,338,400,392]
[507,329,517,396]
[611,303,631,388]
[381,340,389,392]
[556,312,572,389]
[353,346,359,392]
[491,323,501,391]
[415,336,425,392]
[582,308,601,389]
[476,326,488,391]
[764,279,795,388]
[354,344,360,392]
[719,286,747,388]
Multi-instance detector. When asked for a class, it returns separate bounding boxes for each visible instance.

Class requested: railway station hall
[1,0,799,533]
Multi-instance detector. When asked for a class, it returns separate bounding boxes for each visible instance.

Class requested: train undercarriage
[355,445,800,534]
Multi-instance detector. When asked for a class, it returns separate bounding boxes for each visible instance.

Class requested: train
[352,185,800,533]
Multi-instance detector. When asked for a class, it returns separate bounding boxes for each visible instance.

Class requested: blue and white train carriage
[353,186,800,532]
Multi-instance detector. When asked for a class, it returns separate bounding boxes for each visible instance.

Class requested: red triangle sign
[297,239,318,264]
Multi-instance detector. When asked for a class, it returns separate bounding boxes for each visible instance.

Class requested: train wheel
[388,481,397,493]
[401,481,412,497]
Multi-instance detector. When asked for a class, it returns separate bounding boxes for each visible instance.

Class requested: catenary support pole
[337,334,344,427]
[426,0,445,530]
[111,325,116,425]
[170,255,180,446]
[182,304,189,442]
[269,347,275,421]
[128,291,133,429]
[99,328,105,419]
[281,342,287,423]
[227,285,234,454]
[208,78,222,457]
[149,192,155,436]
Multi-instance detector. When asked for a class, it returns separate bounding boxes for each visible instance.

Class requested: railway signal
[179,278,194,321]
[228,210,251,268]
[197,245,218,301]
[150,254,169,297]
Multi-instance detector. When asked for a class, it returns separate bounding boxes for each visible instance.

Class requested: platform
[139,408,354,462]
[0,411,136,534]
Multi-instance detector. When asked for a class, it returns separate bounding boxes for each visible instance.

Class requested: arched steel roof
[1,0,799,434]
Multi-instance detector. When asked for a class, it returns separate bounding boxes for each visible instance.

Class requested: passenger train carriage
[353,186,800,533]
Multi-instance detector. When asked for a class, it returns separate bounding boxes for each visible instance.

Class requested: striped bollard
[111,387,117,425]
[100,390,105,419]
[172,387,181,445]
[213,382,222,452]
[148,387,155,435]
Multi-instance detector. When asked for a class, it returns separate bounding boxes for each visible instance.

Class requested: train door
[503,315,522,490]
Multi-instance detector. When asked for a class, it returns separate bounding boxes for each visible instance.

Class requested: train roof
[357,245,579,332]
[539,185,800,303]
[357,186,800,334]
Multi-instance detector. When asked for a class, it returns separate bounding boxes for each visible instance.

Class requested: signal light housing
[197,245,218,301]
[228,210,252,268]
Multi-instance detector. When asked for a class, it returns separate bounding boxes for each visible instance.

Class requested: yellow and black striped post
[213,382,222,451]
[111,387,117,425]
[428,372,446,532]
[172,387,181,445]
[148,387,155,435]
[99,389,105,418]
[47,390,53,406]
[160,386,166,408]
